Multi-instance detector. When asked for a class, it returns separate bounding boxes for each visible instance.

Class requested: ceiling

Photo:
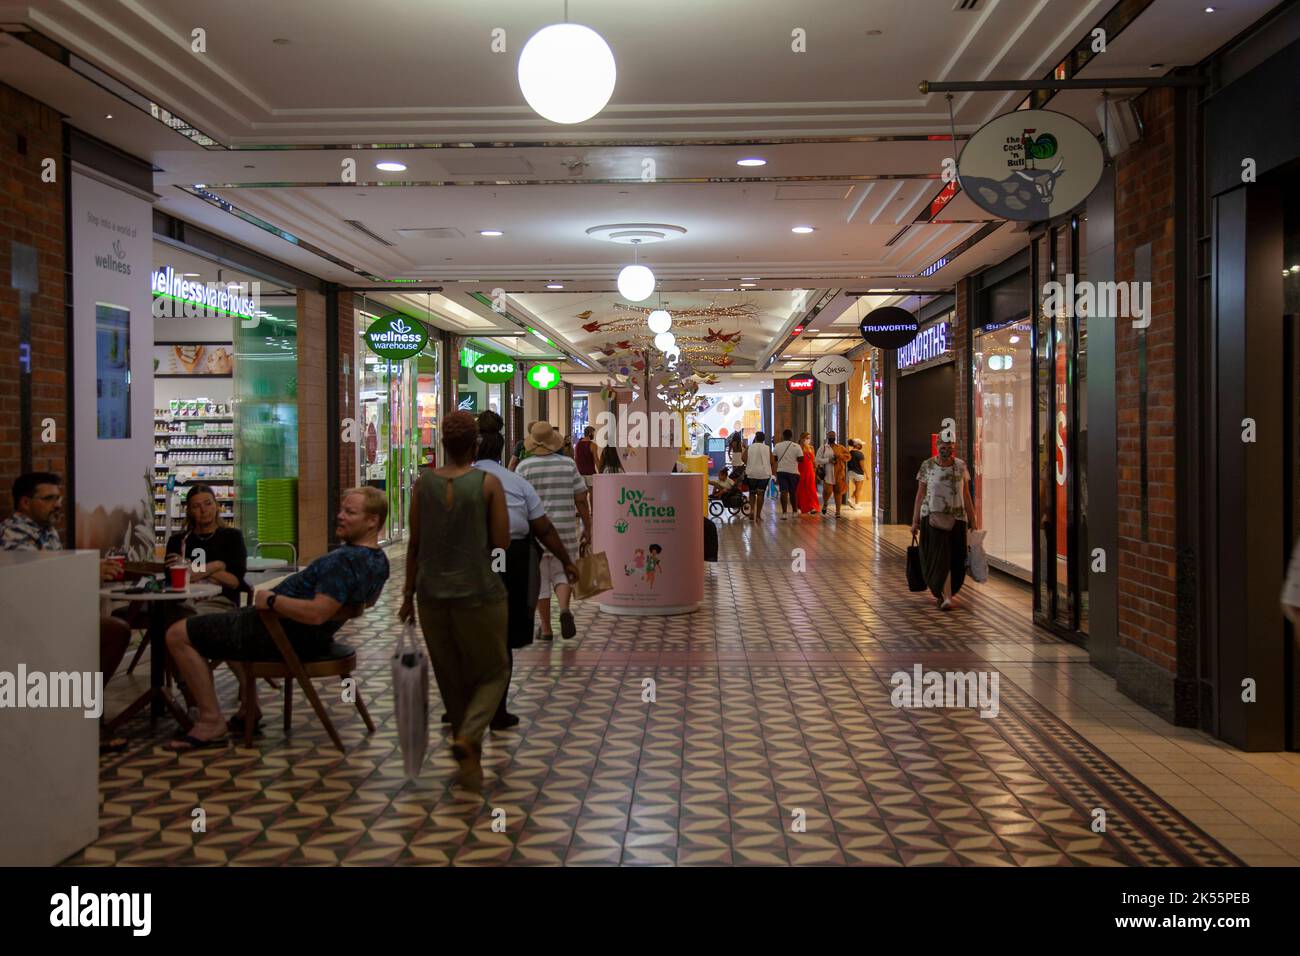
[0,0,1282,375]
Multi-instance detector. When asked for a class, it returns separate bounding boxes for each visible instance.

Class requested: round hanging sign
[526,363,561,391]
[472,352,517,384]
[859,307,919,349]
[958,108,1104,222]
[364,314,428,360]
[812,354,853,385]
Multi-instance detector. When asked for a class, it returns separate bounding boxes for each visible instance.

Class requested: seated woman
[165,483,248,616]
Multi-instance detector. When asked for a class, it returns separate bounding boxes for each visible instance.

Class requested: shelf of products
[152,400,238,544]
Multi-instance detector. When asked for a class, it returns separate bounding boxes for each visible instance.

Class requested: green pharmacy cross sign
[364,314,427,359]
[527,363,561,391]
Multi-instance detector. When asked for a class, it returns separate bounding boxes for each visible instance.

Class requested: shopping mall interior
[2,0,1299,917]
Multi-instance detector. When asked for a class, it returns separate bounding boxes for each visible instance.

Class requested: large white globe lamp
[654,331,676,352]
[647,309,672,334]
[517,24,617,125]
[618,264,655,302]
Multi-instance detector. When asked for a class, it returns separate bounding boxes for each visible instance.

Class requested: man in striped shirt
[516,421,593,640]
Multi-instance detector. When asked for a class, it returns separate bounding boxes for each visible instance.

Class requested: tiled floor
[74,509,1300,866]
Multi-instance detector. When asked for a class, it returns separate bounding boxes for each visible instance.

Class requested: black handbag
[906,540,927,592]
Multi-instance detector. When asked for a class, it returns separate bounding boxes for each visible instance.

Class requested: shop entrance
[895,361,955,520]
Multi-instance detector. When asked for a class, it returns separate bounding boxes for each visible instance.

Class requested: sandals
[166,732,229,752]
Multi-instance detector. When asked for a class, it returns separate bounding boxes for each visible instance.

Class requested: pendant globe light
[654,331,676,352]
[617,238,655,302]
[647,309,672,335]
[517,10,616,125]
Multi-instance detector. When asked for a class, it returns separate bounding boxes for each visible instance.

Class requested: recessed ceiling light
[737,158,767,167]
[479,229,504,237]
[740,283,757,287]
[1204,5,1215,11]
[375,161,407,172]
[741,277,759,281]
[182,273,201,278]
[546,283,564,289]
[104,113,113,119]
[791,225,815,234]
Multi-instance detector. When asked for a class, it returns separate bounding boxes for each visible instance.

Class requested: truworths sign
[365,314,428,359]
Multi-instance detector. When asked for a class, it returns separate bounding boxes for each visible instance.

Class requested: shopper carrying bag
[574,541,613,600]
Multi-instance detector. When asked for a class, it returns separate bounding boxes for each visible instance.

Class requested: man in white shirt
[771,429,803,520]
[743,430,774,523]
[473,412,578,727]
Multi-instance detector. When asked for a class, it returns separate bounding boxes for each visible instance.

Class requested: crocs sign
[472,353,517,384]
[364,315,428,359]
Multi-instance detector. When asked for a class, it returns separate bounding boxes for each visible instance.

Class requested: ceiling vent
[343,220,394,247]
[952,0,982,10]
[394,227,466,240]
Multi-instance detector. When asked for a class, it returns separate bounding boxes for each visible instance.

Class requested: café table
[102,581,221,730]
[245,557,288,572]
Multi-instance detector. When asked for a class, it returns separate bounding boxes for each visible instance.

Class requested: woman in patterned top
[910,440,978,611]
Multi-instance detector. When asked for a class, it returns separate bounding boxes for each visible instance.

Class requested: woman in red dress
[795,431,821,516]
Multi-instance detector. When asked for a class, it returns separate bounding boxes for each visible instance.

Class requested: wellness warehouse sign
[151,267,257,319]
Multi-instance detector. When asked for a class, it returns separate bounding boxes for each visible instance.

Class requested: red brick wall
[1114,87,1178,672]
[773,380,792,438]
[953,278,972,457]
[337,290,356,496]
[0,82,67,532]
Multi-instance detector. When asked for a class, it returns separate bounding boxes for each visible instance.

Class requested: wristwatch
[267,593,279,611]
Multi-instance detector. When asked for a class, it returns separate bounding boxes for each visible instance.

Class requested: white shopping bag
[967,529,990,584]
[391,621,429,780]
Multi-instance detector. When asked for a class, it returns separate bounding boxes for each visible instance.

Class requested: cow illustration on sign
[957,109,1103,223]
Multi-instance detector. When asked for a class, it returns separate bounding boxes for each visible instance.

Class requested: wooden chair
[234,605,376,752]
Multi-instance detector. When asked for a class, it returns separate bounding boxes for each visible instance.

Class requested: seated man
[164,487,390,751]
[3,472,130,752]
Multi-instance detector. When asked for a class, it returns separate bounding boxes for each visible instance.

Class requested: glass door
[1031,214,1088,641]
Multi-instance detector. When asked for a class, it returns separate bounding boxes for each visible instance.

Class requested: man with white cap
[516,421,593,640]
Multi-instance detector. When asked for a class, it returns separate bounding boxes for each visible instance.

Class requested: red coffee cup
[168,565,189,590]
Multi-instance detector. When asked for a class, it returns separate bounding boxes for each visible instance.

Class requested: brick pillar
[773,380,792,438]
[337,290,356,497]
[0,83,67,535]
[1113,86,1180,718]
[953,278,972,458]
[297,289,328,561]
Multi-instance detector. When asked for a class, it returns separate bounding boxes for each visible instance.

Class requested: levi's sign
[473,353,516,383]
[365,315,428,359]
[898,321,950,372]
[786,375,816,393]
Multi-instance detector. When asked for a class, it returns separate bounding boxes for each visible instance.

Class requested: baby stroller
[709,468,752,519]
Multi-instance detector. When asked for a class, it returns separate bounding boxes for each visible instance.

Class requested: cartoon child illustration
[624,548,645,577]
[643,544,663,588]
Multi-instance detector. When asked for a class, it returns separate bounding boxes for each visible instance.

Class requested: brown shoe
[451,736,483,791]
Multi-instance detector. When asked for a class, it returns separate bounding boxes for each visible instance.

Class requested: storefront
[1030,216,1089,639]
[970,253,1033,580]
[149,244,298,557]
[354,302,442,544]
[891,309,956,522]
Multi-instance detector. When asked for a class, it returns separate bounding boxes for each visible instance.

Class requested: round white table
[102,581,221,728]
[245,557,288,572]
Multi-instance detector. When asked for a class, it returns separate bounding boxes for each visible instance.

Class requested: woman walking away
[599,444,625,474]
[910,439,978,611]
[727,431,747,474]
[795,431,820,516]
[400,411,510,790]
[846,440,867,510]
[743,430,774,523]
